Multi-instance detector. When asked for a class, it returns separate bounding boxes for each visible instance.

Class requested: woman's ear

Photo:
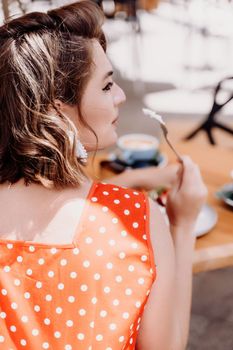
[52,100,79,129]
[53,99,64,112]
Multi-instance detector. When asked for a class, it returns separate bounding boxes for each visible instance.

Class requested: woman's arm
[135,200,195,350]
[136,157,207,350]
[103,163,179,190]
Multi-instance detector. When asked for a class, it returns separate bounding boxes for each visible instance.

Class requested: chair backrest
[185,76,233,145]
[209,76,233,118]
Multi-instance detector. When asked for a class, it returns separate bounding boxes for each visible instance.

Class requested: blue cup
[117,133,159,165]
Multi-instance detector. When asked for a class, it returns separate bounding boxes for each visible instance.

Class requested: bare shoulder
[0,180,94,243]
[136,198,176,350]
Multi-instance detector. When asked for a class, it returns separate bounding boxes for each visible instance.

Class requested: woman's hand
[166,156,208,231]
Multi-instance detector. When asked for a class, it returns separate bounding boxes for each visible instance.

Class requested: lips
[112,116,119,124]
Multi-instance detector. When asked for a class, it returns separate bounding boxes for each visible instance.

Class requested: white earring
[76,140,88,162]
[67,130,88,162]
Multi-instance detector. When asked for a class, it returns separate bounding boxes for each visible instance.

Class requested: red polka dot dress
[0,182,156,349]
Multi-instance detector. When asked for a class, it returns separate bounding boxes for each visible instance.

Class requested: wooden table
[87,129,233,274]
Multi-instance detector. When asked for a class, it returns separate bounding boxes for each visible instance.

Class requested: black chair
[185,76,233,145]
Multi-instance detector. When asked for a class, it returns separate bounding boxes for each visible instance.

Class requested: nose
[114,84,126,106]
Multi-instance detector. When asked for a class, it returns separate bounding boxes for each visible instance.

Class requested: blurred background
[0,0,233,348]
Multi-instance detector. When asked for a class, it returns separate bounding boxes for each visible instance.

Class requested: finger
[175,156,198,191]
[168,163,181,188]
[181,162,205,193]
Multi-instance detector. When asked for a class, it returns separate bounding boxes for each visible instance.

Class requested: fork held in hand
[160,123,183,163]
[142,108,183,163]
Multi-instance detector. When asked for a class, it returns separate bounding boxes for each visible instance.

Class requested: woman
[0,1,207,349]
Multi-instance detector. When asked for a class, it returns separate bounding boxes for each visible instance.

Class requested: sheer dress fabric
[0,182,156,349]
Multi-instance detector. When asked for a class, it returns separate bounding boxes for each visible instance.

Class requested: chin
[85,129,118,152]
[98,132,118,150]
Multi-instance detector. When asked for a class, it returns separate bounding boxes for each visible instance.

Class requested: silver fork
[142,108,183,163]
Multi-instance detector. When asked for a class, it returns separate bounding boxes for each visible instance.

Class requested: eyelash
[103,82,113,92]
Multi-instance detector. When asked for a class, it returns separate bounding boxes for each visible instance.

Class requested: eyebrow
[103,70,114,80]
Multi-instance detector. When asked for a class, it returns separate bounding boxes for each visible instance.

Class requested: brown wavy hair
[0,1,106,188]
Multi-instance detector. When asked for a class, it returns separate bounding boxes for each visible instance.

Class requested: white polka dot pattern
[0,183,156,349]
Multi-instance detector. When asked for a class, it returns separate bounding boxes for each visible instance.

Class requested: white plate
[194,204,218,238]
[159,204,218,238]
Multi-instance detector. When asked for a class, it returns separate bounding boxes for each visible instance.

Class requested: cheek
[78,108,110,142]
[83,107,107,130]
[82,99,113,129]
[83,86,113,111]
[79,91,115,143]
[80,108,117,150]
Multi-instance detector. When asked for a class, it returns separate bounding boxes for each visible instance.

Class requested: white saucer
[108,151,168,168]
[194,204,218,238]
[157,154,168,168]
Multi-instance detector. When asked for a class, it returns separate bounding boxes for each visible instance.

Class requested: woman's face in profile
[61,40,126,151]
